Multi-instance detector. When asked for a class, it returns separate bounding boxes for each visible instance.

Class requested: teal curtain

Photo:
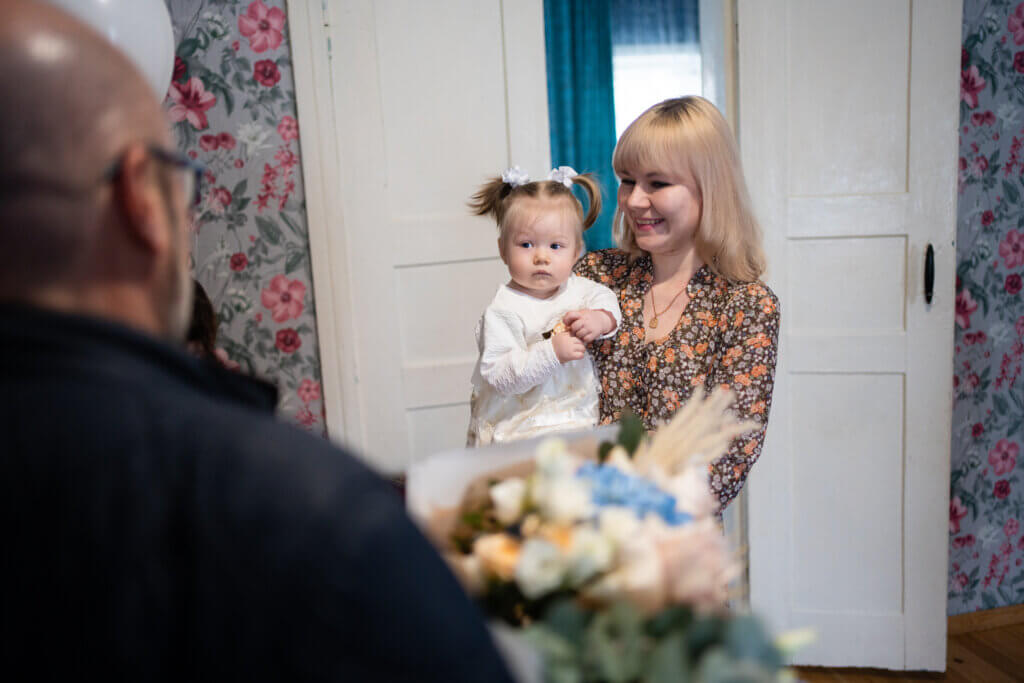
[544,0,617,252]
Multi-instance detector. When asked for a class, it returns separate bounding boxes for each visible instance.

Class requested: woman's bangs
[613,120,691,179]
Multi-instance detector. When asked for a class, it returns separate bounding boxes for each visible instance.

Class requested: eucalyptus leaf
[696,646,775,683]
[722,615,783,669]
[684,614,726,659]
[642,631,690,683]
[583,602,645,683]
[540,599,589,647]
[617,410,645,455]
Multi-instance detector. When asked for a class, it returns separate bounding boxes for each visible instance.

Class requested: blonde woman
[573,96,780,511]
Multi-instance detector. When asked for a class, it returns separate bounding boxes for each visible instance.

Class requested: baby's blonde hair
[469,174,602,253]
[613,96,766,283]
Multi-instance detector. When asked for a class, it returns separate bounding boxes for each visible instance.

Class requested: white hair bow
[501,166,531,187]
[547,166,578,188]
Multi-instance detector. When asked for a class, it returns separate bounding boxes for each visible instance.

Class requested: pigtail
[571,173,602,230]
[468,177,512,224]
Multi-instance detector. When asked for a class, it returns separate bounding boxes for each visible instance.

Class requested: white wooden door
[295,0,550,471]
[738,0,960,670]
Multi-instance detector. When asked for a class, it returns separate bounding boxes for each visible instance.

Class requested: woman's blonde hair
[612,96,766,283]
[468,173,602,253]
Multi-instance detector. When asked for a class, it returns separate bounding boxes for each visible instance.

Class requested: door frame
[286,0,363,448]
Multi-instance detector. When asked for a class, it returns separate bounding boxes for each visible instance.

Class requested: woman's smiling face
[617,164,702,256]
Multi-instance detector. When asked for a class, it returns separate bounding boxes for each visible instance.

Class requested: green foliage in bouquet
[522,599,784,683]
[597,410,645,463]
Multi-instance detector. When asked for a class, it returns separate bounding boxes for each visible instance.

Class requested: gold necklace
[648,282,687,329]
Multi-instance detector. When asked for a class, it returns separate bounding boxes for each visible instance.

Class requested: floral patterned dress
[574,249,781,509]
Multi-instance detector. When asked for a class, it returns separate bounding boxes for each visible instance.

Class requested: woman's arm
[707,285,781,510]
[478,307,563,395]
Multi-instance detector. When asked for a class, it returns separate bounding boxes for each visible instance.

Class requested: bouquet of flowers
[409,388,799,683]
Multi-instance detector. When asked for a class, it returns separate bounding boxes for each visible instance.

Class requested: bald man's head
[0,0,170,294]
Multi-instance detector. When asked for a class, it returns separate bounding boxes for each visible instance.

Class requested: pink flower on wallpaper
[295,406,317,427]
[971,111,996,126]
[950,495,968,534]
[297,378,321,403]
[1006,518,1020,539]
[1007,273,1023,295]
[218,132,237,150]
[1010,3,1024,44]
[965,331,988,345]
[1016,51,1024,74]
[173,56,187,82]
[950,572,969,593]
[275,328,301,353]
[238,0,285,53]
[972,422,985,438]
[994,480,1012,499]
[253,59,281,87]
[277,115,299,141]
[1000,229,1024,268]
[972,155,989,175]
[199,134,219,151]
[982,210,995,226]
[274,147,298,168]
[261,274,306,322]
[167,77,217,130]
[230,252,248,271]
[956,289,979,329]
[953,534,976,548]
[212,187,232,209]
[989,439,1019,475]
[961,66,986,109]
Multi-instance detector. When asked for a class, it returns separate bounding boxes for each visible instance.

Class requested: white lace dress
[467,275,622,446]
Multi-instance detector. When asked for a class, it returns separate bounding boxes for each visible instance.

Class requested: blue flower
[576,463,692,526]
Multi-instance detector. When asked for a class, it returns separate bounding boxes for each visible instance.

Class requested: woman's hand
[563,309,617,343]
[552,331,586,363]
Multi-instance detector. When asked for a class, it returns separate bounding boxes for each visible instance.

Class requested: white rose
[535,438,574,478]
[598,506,640,546]
[515,538,568,599]
[489,477,528,526]
[537,476,593,524]
[582,533,666,612]
[566,526,614,586]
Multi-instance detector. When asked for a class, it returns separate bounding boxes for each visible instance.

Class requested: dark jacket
[0,304,512,682]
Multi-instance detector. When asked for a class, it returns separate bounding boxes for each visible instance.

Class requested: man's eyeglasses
[105,146,205,210]
[0,145,206,211]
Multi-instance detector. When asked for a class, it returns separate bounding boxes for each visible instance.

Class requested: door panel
[739,0,960,669]
[323,0,550,471]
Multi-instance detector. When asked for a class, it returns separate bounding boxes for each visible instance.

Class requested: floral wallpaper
[951,0,1024,614]
[164,0,325,436]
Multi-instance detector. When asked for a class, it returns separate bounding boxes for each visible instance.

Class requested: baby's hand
[552,331,586,363]
[563,309,616,344]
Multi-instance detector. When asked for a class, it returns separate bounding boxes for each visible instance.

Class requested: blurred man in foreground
[0,2,511,680]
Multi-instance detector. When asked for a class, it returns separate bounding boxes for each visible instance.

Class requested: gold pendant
[649,316,658,329]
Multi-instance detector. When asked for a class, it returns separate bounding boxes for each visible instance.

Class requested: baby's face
[500,202,580,299]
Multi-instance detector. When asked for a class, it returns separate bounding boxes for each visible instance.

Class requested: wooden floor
[794,623,1024,682]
